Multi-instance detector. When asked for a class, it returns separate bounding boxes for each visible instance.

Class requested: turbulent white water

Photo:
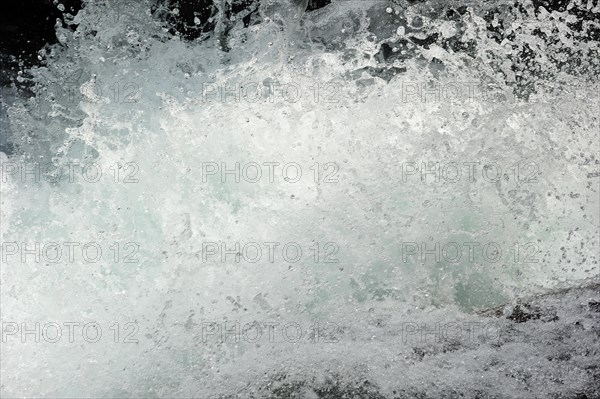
[1,0,599,397]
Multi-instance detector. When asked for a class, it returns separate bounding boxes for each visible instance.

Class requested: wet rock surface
[220,283,600,398]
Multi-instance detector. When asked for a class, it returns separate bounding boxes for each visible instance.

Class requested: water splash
[1,0,599,397]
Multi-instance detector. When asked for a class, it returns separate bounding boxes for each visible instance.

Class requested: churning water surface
[0,0,599,397]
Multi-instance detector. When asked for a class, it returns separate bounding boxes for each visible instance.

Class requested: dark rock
[307,0,332,12]
[507,303,542,323]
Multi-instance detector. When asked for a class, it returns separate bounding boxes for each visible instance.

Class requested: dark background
[0,0,81,72]
[0,0,333,75]
[0,0,595,85]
